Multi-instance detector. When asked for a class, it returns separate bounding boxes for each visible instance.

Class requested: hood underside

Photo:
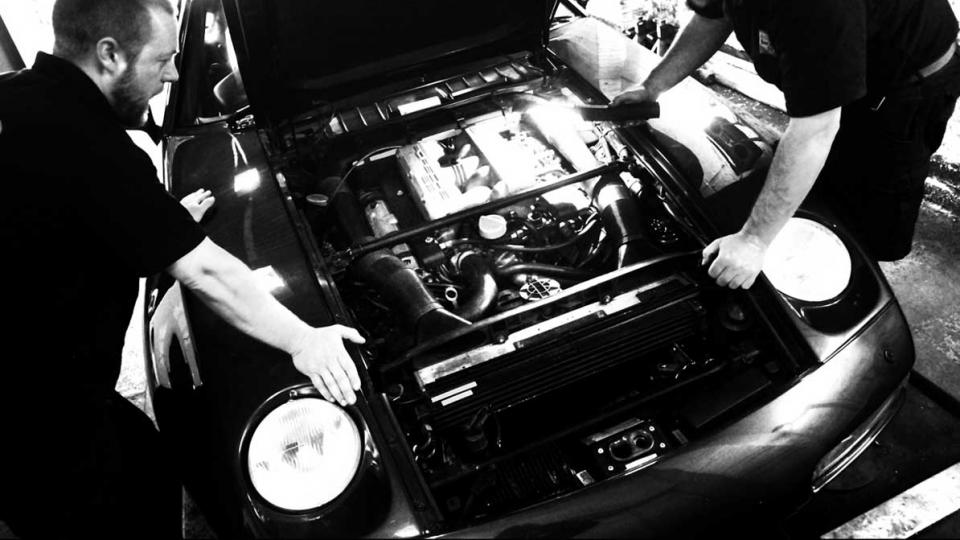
[221,0,556,120]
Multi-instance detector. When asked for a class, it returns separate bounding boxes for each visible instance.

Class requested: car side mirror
[213,70,249,114]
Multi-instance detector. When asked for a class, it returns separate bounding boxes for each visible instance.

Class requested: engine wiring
[330,145,402,198]
[443,213,601,254]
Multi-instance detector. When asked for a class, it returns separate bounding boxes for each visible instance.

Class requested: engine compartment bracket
[332,161,627,262]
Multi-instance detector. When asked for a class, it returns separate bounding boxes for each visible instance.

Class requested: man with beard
[0,0,364,536]
[615,0,960,289]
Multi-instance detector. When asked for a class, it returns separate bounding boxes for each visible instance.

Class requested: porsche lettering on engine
[397,112,594,221]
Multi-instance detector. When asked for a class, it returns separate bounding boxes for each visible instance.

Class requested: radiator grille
[421,295,702,430]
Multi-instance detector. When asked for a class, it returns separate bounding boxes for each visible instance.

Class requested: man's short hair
[52,0,174,61]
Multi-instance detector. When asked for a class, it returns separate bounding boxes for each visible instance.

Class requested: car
[144,0,914,537]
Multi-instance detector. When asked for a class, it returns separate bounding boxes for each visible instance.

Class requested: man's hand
[180,189,215,222]
[290,325,366,406]
[702,231,768,289]
[612,85,659,106]
[171,239,370,407]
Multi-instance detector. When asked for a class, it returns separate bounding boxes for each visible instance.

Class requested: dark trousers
[813,52,960,261]
[0,391,181,539]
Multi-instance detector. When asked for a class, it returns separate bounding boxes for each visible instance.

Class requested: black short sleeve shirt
[694,0,959,117]
[0,53,206,393]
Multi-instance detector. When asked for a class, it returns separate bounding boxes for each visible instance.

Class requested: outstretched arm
[167,238,365,405]
[703,106,842,288]
[613,13,733,104]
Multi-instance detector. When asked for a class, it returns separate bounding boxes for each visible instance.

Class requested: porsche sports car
[145,0,914,537]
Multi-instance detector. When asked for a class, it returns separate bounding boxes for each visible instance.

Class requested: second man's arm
[702,107,842,288]
[613,13,733,105]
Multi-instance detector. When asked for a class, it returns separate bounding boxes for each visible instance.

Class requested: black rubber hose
[331,184,470,341]
[593,173,657,268]
[452,252,498,322]
[355,250,470,341]
[495,263,596,284]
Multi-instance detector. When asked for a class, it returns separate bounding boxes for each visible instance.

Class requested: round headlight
[763,217,852,302]
[247,398,362,511]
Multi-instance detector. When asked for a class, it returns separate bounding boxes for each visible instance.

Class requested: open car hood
[221,0,557,123]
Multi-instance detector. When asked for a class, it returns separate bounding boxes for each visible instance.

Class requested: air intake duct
[354,251,471,342]
[327,179,470,342]
[593,173,657,267]
[450,252,498,322]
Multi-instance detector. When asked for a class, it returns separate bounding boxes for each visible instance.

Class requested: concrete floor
[882,161,960,402]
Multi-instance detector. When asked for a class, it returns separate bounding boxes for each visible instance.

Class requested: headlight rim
[762,216,854,305]
[240,386,367,515]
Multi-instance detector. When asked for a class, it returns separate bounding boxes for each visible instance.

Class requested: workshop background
[0,0,958,537]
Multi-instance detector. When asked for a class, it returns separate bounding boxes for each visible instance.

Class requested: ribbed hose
[329,182,469,341]
[451,252,498,321]
[592,173,657,267]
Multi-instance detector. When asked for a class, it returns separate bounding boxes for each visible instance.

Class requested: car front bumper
[433,300,913,538]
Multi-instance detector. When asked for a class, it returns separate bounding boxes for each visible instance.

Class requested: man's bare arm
[614,13,733,104]
[167,238,365,405]
[703,106,842,288]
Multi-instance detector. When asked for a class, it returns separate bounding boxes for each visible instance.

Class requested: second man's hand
[611,84,659,106]
[180,188,215,222]
[702,231,767,289]
[290,324,366,406]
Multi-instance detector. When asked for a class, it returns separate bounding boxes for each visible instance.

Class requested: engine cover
[396,112,593,221]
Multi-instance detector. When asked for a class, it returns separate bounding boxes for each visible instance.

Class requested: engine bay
[283,65,809,526]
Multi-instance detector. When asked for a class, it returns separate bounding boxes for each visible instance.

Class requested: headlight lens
[247,398,362,511]
[763,217,852,302]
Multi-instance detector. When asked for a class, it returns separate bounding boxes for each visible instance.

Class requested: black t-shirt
[688,0,960,116]
[0,53,206,396]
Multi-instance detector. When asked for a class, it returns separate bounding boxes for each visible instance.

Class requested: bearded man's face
[108,6,179,128]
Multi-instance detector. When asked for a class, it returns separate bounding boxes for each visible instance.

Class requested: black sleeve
[73,134,207,276]
[686,0,725,19]
[775,0,867,117]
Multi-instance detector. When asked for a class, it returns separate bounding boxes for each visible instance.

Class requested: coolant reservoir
[478,214,508,240]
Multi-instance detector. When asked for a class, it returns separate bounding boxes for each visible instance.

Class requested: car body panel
[149,126,433,537]
[433,302,912,537]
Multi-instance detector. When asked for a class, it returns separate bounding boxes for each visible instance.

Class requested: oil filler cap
[478,214,507,240]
